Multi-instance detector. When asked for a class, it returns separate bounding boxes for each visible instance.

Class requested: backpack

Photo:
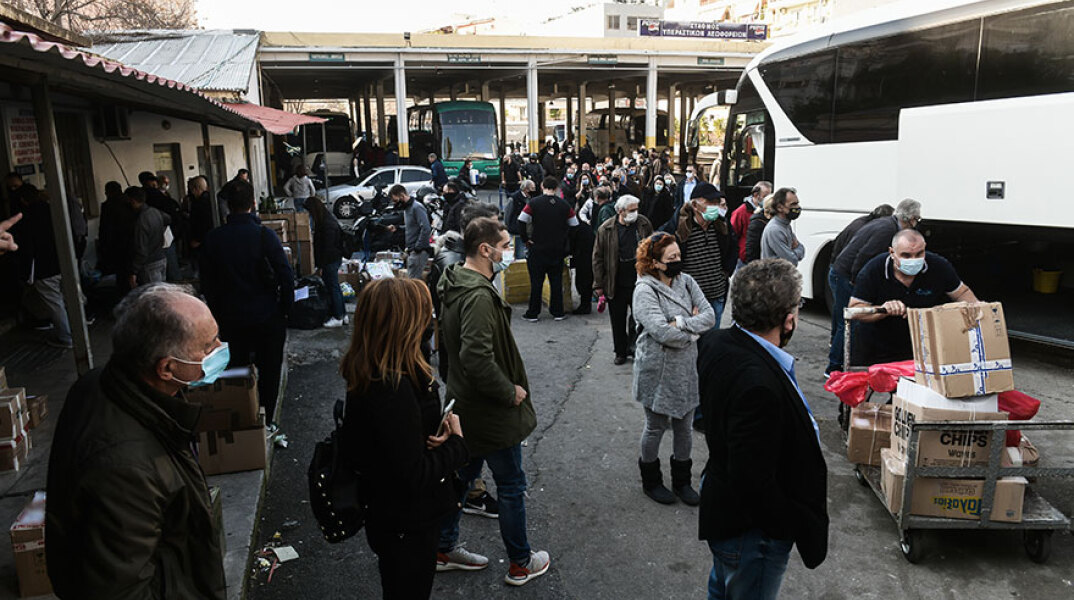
[308,399,365,543]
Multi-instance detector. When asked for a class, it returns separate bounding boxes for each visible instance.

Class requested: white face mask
[623,211,639,224]
[492,247,514,274]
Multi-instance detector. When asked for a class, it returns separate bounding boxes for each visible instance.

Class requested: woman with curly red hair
[632,232,715,505]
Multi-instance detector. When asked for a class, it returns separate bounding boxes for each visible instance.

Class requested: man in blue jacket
[200,180,294,432]
[429,153,449,189]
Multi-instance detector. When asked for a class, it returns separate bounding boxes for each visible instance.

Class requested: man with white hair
[848,228,977,365]
[832,198,923,286]
[518,176,580,321]
[593,195,654,364]
[47,283,227,598]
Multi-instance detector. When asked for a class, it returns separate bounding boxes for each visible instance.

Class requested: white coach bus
[710,0,1074,345]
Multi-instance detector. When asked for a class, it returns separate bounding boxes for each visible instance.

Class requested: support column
[31,79,92,374]
[645,58,658,150]
[538,101,546,144]
[679,88,688,171]
[578,81,587,149]
[363,84,373,141]
[376,80,387,145]
[481,81,490,103]
[565,87,573,146]
[202,122,221,228]
[526,58,539,154]
[607,83,616,156]
[394,55,410,162]
[499,86,507,154]
[449,84,457,101]
[668,83,677,154]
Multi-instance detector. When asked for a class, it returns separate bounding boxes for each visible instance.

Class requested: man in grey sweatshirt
[389,184,432,279]
[761,187,805,266]
[127,186,170,287]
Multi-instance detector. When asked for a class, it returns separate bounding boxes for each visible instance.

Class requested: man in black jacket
[505,180,536,259]
[200,180,294,431]
[517,176,579,321]
[47,283,227,599]
[697,258,828,599]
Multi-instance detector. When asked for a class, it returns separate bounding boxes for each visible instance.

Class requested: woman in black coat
[341,278,469,599]
[306,196,347,327]
[641,178,675,230]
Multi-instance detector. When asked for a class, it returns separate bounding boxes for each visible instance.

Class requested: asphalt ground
[248,287,1074,600]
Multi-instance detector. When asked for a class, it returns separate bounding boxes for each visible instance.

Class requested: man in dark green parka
[435,217,551,587]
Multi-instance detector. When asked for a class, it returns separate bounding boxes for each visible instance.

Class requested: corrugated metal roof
[90,29,259,93]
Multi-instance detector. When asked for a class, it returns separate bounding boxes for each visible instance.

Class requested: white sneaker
[436,544,489,572]
[323,317,344,328]
[505,550,550,586]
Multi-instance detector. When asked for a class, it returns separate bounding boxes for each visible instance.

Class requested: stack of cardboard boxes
[261,211,315,276]
[848,302,1027,522]
[9,492,50,597]
[186,366,267,475]
[0,366,47,473]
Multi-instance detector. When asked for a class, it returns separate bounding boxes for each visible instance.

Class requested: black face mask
[662,260,684,278]
[779,318,797,348]
[443,192,459,203]
[788,206,802,220]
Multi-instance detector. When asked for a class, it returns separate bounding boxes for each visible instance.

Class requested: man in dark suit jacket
[696,258,828,599]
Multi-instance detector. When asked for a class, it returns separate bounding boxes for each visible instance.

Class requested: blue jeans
[710,297,726,330]
[439,444,531,564]
[321,260,344,319]
[707,529,793,600]
[513,235,528,260]
[827,267,854,373]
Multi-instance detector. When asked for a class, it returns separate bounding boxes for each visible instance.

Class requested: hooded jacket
[437,263,536,457]
[46,364,226,599]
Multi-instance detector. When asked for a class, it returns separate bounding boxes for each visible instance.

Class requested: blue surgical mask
[896,256,925,276]
[172,343,230,388]
[492,247,514,274]
[654,183,664,192]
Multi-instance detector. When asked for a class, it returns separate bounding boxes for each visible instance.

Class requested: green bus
[406,101,501,181]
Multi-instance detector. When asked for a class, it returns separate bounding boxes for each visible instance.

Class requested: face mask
[788,206,802,220]
[654,183,664,192]
[567,173,575,179]
[779,317,797,348]
[623,211,639,224]
[629,169,636,175]
[491,246,514,274]
[581,179,590,186]
[686,172,696,180]
[662,260,684,278]
[443,192,459,202]
[896,256,925,276]
[172,343,230,388]
[664,177,674,185]
[702,205,722,222]
[620,176,628,184]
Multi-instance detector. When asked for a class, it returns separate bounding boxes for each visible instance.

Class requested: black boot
[670,457,700,506]
[638,458,676,504]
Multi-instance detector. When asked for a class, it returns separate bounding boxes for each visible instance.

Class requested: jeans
[322,260,345,320]
[365,523,438,600]
[707,529,793,600]
[440,444,531,564]
[526,258,564,318]
[32,275,72,344]
[827,267,854,373]
[513,236,528,260]
[710,297,726,330]
[137,258,167,285]
[406,249,429,280]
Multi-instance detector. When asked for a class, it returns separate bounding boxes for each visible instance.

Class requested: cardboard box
[846,403,892,466]
[896,377,997,412]
[24,395,46,430]
[908,302,1014,398]
[0,388,26,440]
[880,447,1025,522]
[284,241,316,276]
[0,432,30,472]
[292,212,312,242]
[891,391,1006,467]
[198,425,267,475]
[339,270,363,290]
[262,219,289,242]
[186,367,260,433]
[9,491,51,598]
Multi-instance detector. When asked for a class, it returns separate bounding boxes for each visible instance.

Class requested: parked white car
[326,166,433,219]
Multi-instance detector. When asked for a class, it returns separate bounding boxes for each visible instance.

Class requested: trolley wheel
[853,467,869,487]
[899,530,925,564]
[1024,530,1052,564]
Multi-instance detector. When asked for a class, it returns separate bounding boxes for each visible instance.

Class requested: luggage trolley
[836,306,892,434]
[838,307,1074,563]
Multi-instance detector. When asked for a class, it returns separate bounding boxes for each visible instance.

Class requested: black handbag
[308,399,365,543]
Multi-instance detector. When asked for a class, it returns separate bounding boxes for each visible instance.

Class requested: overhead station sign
[639,19,768,41]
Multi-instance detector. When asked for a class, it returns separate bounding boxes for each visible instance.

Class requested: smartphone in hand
[437,399,456,436]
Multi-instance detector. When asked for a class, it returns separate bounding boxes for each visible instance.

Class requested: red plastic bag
[998,390,1042,447]
[866,361,915,394]
[824,371,871,408]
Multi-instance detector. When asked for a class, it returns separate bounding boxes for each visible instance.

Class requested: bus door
[722,107,771,213]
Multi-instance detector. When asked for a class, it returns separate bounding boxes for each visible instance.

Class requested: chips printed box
[891,389,1005,467]
[9,491,51,598]
[908,302,1014,398]
[880,447,1025,523]
[185,367,260,433]
[846,403,892,467]
[197,425,267,475]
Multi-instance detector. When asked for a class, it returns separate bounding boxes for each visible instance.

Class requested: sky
[196,0,587,33]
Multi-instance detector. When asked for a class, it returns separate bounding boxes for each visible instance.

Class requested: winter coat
[313,212,346,267]
[132,203,171,273]
[631,274,716,418]
[661,202,737,277]
[437,263,536,457]
[47,364,227,599]
[744,212,770,264]
[592,215,653,300]
[505,190,529,235]
[642,187,675,231]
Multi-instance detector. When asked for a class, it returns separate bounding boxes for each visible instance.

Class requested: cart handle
[844,306,888,318]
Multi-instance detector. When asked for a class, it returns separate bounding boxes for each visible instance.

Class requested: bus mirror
[718,90,738,105]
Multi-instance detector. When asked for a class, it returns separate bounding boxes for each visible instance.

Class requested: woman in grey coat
[632,232,716,505]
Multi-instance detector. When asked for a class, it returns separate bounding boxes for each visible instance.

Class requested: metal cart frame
[854,419,1074,563]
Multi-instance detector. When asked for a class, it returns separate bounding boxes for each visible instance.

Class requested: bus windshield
[440,109,498,160]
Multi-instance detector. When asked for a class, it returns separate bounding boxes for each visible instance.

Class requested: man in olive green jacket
[47,284,227,599]
[436,217,551,587]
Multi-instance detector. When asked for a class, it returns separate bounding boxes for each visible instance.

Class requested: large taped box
[9,491,51,598]
[0,432,30,472]
[541,263,573,308]
[499,259,531,304]
[25,395,47,430]
[880,447,1025,523]
[846,403,892,467]
[0,387,26,440]
[262,212,312,241]
[186,367,260,433]
[262,219,289,242]
[891,386,1005,467]
[198,425,267,475]
[908,302,1014,398]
